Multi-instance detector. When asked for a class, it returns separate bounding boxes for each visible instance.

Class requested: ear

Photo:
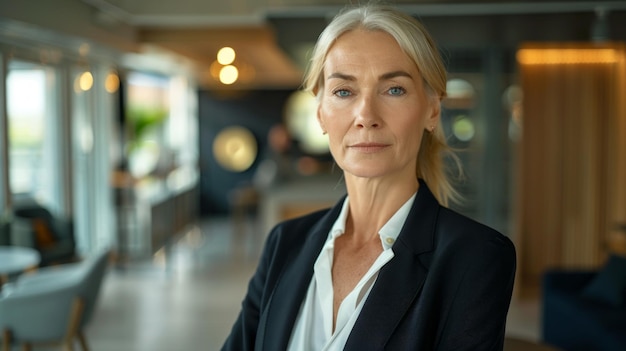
[425,98,441,131]
[317,104,327,134]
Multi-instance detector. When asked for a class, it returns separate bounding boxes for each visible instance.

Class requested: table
[0,246,40,285]
[259,176,346,236]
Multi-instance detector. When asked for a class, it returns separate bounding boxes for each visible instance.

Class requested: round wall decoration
[212,126,257,172]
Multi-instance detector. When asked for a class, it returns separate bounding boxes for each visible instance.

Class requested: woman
[221,4,516,351]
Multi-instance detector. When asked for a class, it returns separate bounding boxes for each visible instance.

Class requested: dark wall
[198,89,295,215]
[270,10,626,69]
[420,12,625,48]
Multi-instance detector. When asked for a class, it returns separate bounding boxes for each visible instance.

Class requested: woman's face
[318,28,439,181]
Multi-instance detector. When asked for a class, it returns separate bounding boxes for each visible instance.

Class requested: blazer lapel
[345,182,439,350]
[258,199,344,351]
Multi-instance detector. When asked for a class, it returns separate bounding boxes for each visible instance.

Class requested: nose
[354,94,381,129]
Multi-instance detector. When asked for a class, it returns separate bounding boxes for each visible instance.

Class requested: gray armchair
[0,248,110,351]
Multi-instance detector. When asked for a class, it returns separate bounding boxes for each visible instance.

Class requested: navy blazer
[221,181,516,351]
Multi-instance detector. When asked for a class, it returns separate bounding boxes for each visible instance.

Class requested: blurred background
[1,0,626,350]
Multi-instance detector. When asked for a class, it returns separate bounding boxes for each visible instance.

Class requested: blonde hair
[303,3,461,206]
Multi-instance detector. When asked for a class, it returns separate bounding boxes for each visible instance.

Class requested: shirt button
[385,237,395,245]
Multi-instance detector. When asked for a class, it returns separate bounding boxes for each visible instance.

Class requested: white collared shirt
[287,193,417,351]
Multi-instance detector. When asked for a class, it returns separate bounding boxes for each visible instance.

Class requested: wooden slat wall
[516,43,626,297]
[607,46,626,255]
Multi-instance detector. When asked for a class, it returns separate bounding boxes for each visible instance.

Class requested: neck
[343,174,418,243]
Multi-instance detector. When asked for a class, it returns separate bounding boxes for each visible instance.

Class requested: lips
[348,142,390,153]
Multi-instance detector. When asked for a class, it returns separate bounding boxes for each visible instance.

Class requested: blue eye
[388,86,406,96]
[334,89,351,98]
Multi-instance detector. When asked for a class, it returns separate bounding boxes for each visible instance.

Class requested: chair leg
[2,329,10,351]
[78,331,90,351]
[66,298,84,336]
[62,297,85,351]
[68,298,84,332]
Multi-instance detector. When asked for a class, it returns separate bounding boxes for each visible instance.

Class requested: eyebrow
[380,70,413,80]
[327,72,355,81]
[326,70,413,81]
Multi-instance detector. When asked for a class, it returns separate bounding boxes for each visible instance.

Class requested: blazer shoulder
[436,206,515,256]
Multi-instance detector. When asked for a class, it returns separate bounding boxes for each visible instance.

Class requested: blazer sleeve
[436,234,516,351]
[220,227,281,351]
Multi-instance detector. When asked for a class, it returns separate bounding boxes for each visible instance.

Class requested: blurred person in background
[221,3,516,350]
[253,123,297,188]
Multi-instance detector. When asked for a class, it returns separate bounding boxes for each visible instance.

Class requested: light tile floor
[88,217,260,351]
[17,216,542,350]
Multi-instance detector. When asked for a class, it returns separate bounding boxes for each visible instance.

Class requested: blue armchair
[0,249,110,351]
[541,270,626,351]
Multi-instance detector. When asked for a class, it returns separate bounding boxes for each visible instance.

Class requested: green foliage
[126,107,167,141]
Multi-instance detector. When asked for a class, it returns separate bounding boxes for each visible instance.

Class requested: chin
[340,159,416,181]
[342,165,392,179]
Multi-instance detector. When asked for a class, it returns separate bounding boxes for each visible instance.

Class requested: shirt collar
[329,197,350,241]
[327,193,417,250]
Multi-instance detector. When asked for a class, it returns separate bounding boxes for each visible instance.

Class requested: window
[125,72,170,179]
[7,61,61,211]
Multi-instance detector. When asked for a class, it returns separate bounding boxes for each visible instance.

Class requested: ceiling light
[517,48,619,65]
[79,71,93,91]
[217,47,236,65]
[219,65,239,85]
[105,71,119,93]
